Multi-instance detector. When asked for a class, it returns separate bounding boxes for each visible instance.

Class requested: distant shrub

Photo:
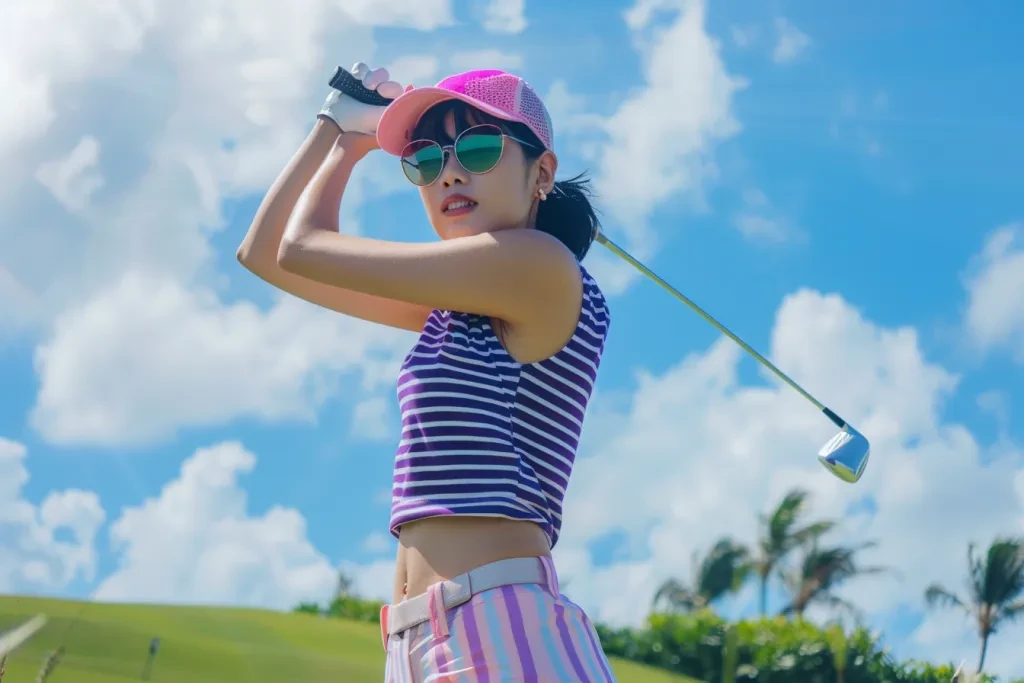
[295,596,384,624]
[293,602,321,615]
[595,609,1013,683]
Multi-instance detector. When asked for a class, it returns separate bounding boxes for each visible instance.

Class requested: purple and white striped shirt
[389,265,610,548]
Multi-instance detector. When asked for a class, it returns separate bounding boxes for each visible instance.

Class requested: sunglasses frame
[400,123,540,187]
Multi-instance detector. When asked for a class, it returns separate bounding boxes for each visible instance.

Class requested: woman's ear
[535,150,558,194]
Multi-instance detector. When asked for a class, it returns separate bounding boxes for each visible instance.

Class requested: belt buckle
[442,571,474,610]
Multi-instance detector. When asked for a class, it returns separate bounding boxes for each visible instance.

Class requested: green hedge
[297,596,384,623]
[597,610,1009,683]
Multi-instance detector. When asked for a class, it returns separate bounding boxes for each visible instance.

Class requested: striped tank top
[389,265,610,548]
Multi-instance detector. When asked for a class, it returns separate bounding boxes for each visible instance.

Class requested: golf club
[328,66,871,484]
[594,233,869,482]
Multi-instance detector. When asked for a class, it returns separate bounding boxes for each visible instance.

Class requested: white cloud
[0,438,105,593]
[336,0,454,30]
[480,0,527,34]
[622,0,681,29]
[361,531,395,555]
[34,136,105,214]
[448,49,524,74]
[387,55,441,86]
[977,389,1010,435]
[94,441,337,610]
[0,0,445,333]
[830,89,890,158]
[596,0,747,256]
[0,265,40,339]
[0,0,156,167]
[543,80,606,134]
[339,558,396,603]
[963,224,1024,362]
[731,188,801,244]
[553,288,1024,677]
[733,214,788,242]
[582,246,647,298]
[351,396,395,442]
[31,273,414,447]
[772,18,811,64]
[730,25,758,48]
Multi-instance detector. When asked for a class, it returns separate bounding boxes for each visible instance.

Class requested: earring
[537,188,547,201]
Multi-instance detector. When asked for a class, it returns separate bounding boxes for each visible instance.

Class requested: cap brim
[376,87,529,156]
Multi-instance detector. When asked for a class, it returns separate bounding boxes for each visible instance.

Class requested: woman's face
[417,109,555,241]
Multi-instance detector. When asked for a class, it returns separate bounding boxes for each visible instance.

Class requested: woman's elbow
[276,235,305,274]
[236,241,262,275]
[236,237,277,276]
[236,242,253,266]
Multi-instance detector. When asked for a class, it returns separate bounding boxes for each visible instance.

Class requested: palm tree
[748,488,836,614]
[652,538,750,613]
[334,570,354,600]
[924,537,1024,673]
[781,539,888,618]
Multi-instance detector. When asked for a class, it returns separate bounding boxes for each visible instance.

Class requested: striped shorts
[383,557,617,682]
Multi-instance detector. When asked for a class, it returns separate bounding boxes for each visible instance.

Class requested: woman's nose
[438,148,468,186]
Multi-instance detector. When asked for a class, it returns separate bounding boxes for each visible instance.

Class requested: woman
[238,62,615,682]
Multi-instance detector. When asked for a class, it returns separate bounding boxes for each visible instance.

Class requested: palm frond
[783,538,888,617]
[790,520,836,545]
[767,489,811,549]
[924,584,967,611]
[980,538,1024,608]
[691,538,751,605]
[997,598,1024,624]
[652,577,702,613]
[823,594,863,621]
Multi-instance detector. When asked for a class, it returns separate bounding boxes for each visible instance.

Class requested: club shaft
[596,232,838,420]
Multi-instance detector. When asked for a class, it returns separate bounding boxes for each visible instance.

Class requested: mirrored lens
[454,126,504,174]
[401,140,444,186]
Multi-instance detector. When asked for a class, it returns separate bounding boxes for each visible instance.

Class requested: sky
[2,0,1024,676]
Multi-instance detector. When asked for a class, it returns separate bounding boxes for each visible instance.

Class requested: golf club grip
[328,67,396,106]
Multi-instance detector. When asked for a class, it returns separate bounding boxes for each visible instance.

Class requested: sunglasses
[400,123,540,187]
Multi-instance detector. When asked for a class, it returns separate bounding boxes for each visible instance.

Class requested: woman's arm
[279,134,582,333]
[236,118,432,333]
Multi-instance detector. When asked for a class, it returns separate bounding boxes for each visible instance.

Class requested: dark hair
[411,100,601,261]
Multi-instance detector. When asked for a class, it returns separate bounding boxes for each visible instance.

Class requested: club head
[817,424,870,483]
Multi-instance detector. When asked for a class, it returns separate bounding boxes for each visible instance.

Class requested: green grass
[0,596,697,682]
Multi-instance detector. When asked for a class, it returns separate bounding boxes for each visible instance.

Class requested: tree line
[650,488,1024,674]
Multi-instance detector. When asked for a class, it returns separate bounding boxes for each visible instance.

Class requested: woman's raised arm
[236,70,431,333]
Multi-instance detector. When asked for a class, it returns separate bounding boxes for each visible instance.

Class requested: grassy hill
[0,596,697,682]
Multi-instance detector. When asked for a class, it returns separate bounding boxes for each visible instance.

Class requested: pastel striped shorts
[383,557,616,682]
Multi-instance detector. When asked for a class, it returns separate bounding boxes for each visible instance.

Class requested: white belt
[385,556,547,636]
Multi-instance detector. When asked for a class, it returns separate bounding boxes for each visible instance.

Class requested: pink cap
[376,69,554,156]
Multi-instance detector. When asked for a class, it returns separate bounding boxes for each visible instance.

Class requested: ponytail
[535,172,600,261]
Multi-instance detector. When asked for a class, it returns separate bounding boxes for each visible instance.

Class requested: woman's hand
[318,62,410,136]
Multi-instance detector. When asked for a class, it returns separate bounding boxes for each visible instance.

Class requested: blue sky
[2,0,1024,677]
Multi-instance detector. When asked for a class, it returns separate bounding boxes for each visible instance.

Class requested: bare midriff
[392,516,551,604]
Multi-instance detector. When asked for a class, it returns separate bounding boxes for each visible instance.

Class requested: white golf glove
[318,62,407,135]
